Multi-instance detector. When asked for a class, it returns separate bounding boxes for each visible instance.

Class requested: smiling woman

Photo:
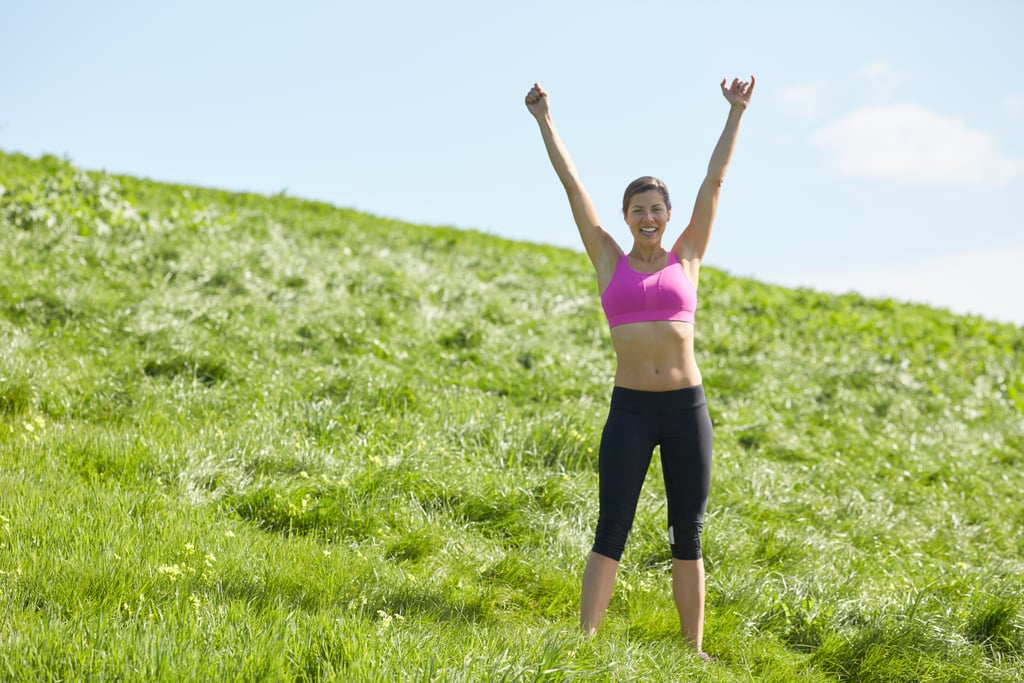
[622,176,672,222]
[524,76,754,659]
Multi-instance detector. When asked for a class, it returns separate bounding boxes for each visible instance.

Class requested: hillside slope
[2,150,1022,681]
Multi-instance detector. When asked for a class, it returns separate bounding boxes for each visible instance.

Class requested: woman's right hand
[525,83,549,118]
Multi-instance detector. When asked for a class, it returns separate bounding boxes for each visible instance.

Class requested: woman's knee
[669,521,703,560]
[592,509,638,561]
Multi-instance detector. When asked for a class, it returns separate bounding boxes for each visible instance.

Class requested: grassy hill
[1,150,1022,681]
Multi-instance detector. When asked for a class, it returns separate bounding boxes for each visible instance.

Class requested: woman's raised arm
[672,76,755,279]
[526,83,619,282]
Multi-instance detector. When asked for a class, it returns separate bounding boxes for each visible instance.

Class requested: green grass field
[1,150,1022,681]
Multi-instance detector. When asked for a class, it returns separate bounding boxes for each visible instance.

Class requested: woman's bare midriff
[609,320,702,392]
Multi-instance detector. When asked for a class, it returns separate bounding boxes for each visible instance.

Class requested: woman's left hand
[720,75,755,108]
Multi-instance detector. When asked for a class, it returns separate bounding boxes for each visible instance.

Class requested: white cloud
[859,59,909,95]
[780,83,822,119]
[778,244,1024,326]
[812,104,1023,186]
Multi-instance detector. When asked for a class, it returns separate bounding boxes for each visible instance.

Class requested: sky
[4,1,1022,325]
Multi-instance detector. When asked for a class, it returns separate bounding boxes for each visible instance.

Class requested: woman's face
[624,189,671,244]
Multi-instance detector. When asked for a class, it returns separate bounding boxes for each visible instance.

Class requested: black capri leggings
[591,384,713,562]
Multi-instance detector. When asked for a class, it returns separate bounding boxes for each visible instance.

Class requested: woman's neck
[629,244,666,265]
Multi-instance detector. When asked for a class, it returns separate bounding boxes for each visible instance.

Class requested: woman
[524,76,754,657]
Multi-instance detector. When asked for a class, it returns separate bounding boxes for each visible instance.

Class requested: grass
[1,149,1022,681]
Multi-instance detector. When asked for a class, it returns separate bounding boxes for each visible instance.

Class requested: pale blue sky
[4,1,1022,324]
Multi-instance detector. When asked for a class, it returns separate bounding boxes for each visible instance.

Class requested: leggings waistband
[609,384,706,412]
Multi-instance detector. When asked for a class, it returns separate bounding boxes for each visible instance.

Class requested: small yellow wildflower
[157,564,184,581]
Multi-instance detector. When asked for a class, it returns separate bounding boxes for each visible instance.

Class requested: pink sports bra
[600,252,697,328]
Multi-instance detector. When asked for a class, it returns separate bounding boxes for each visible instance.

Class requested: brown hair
[621,176,671,216]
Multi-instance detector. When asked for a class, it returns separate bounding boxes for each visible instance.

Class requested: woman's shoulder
[594,238,625,293]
